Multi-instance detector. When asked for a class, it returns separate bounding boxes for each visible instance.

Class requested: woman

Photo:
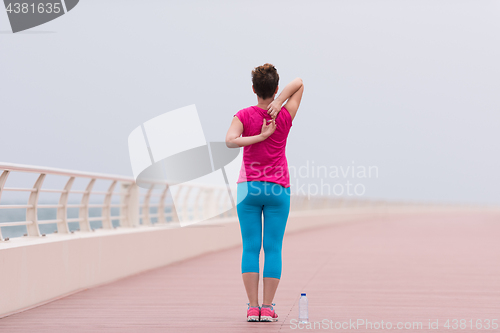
[225,63,304,322]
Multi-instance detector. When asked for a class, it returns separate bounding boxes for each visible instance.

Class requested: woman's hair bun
[251,63,279,99]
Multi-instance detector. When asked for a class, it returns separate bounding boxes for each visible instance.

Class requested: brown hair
[251,63,279,99]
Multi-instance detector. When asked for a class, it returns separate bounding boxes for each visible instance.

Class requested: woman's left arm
[226,116,275,148]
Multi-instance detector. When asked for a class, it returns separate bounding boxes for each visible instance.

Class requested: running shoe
[246,303,260,322]
[260,303,278,322]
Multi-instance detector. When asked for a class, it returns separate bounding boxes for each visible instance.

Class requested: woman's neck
[256,97,274,110]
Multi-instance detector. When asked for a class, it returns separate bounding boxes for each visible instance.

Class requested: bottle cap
[301,293,306,296]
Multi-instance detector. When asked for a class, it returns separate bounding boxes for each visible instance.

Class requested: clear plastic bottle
[299,293,309,323]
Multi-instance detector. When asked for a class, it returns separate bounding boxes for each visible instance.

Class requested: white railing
[0,163,139,240]
[1,162,368,241]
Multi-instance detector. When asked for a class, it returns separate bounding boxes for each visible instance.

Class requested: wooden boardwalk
[1,212,499,332]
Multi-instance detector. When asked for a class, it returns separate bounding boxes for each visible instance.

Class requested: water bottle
[299,293,309,323]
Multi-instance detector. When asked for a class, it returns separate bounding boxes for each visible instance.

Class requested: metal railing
[0,163,138,240]
[0,162,374,242]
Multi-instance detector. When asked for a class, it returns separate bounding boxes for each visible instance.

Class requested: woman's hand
[267,99,282,119]
[260,118,276,139]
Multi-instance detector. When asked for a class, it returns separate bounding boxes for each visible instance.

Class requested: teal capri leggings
[236,181,291,279]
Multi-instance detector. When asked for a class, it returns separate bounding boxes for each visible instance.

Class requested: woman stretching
[225,63,304,322]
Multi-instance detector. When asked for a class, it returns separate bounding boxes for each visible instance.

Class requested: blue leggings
[236,181,291,279]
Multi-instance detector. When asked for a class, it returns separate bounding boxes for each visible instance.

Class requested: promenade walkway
[1,212,499,332]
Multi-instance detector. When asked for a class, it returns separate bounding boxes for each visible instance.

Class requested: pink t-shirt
[233,105,293,188]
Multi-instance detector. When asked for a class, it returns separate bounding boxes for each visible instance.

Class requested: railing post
[56,176,75,234]
[215,188,225,217]
[193,187,204,221]
[181,186,193,222]
[172,185,190,222]
[224,189,232,218]
[141,184,154,226]
[0,170,11,240]
[157,185,169,225]
[203,188,216,220]
[170,197,179,222]
[120,182,139,227]
[102,180,117,229]
[79,179,95,232]
[26,173,46,237]
[165,184,179,223]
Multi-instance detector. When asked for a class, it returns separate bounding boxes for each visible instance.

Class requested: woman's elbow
[226,139,239,148]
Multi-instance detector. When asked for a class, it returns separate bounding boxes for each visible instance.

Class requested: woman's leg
[242,273,259,307]
[263,277,280,306]
[262,184,290,305]
[237,183,264,307]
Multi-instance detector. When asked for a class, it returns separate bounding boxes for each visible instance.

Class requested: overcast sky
[1,0,499,205]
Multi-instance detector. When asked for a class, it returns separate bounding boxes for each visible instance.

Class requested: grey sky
[1,0,499,205]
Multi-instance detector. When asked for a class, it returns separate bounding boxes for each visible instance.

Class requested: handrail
[0,162,134,182]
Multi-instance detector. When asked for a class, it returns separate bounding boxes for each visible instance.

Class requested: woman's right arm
[267,77,304,120]
[226,117,276,148]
